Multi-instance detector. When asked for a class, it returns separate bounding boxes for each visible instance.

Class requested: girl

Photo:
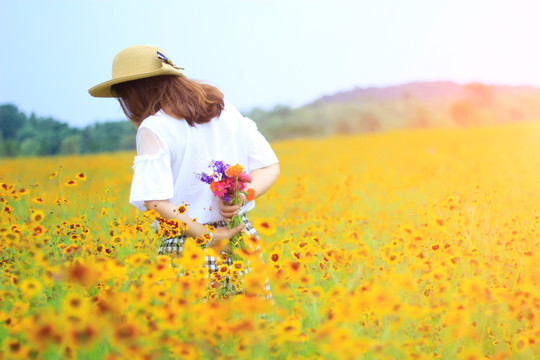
[89,44,280,298]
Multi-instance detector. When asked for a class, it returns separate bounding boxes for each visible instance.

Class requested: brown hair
[111,75,224,126]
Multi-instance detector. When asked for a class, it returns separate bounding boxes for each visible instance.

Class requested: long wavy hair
[111,75,224,126]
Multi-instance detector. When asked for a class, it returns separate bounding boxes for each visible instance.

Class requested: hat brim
[88,63,183,98]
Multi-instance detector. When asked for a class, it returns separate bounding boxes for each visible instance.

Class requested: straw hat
[88,45,184,98]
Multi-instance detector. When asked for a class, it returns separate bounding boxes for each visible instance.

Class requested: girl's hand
[210,223,245,252]
[218,194,246,221]
[213,223,244,241]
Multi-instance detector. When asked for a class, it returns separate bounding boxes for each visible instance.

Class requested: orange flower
[246,188,256,201]
[225,164,243,177]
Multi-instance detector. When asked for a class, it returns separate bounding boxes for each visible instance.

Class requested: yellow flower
[31,210,45,222]
[32,197,45,204]
[111,315,140,346]
[177,204,187,214]
[254,218,276,236]
[125,253,150,267]
[195,236,208,247]
[69,234,81,241]
[64,259,99,287]
[19,278,43,298]
[457,347,484,360]
[68,323,100,348]
[231,260,245,273]
[178,239,205,270]
[61,291,91,320]
[244,272,266,294]
[1,338,31,359]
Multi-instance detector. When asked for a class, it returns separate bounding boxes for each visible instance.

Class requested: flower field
[1,121,540,359]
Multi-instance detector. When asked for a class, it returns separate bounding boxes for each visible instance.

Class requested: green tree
[0,104,27,140]
[81,121,135,153]
[59,134,83,154]
[0,138,18,157]
[19,138,42,156]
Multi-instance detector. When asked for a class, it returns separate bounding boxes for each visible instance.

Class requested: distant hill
[312,81,540,104]
[249,81,540,140]
[315,81,466,103]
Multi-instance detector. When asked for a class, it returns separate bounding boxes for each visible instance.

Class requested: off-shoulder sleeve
[129,127,174,211]
[244,116,279,171]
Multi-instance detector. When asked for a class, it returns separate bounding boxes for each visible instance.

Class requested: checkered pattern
[158,214,273,300]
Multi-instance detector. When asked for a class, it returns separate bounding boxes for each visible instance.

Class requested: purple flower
[199,172,214,184]
[211,160,229,177]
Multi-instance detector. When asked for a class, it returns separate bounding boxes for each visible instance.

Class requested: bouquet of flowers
[197,160,255,260]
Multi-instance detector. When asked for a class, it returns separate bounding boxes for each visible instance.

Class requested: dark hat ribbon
[157,51,184,70]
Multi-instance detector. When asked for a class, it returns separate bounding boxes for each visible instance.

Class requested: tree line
[3,82,540,157]
[0,104,136,157]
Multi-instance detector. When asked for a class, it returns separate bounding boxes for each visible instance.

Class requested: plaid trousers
[158,214,272,300]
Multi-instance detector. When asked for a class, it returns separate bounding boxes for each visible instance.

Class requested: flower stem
[227,179,246,261]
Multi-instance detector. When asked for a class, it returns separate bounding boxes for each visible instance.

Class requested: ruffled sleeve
[129,127,174,211]
[244,116,279,171]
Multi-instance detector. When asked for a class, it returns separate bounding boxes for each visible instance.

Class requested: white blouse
[129,100,279,224]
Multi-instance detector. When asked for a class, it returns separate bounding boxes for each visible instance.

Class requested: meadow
[1,121,539,359]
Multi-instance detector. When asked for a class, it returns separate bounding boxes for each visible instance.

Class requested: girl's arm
[219,163,280,220]
[144,199,244,250]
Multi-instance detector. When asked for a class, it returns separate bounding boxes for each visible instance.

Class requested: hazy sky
[1,0,540,127]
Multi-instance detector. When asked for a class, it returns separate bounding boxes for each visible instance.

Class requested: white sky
[1,0,540,127]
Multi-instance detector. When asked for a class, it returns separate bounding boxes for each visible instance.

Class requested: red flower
[238,173,252,183]
[210,181,228,197]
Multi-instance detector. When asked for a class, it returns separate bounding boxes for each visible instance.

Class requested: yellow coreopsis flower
[19,278,43,298]
[30,210,45,222]
[178,239,205,270]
